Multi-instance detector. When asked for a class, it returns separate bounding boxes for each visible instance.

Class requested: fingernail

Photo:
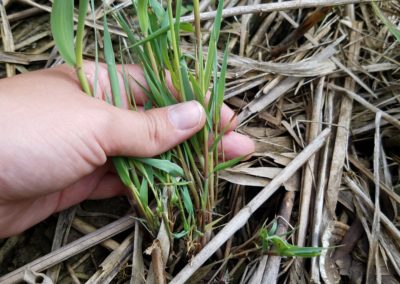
[168,101,203,130]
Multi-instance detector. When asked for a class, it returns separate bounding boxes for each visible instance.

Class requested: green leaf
[134,0,149,35]
[174,0,183,39]
[90,0,99,98]
[215,39,230,120]
[135,158,184,177]
[103,15,123,107]
[144,100,153,111]
[204,213,227,232]
[128,23,193,49]
[112,157,132,187]
[213,156,244,173]
[115,11,137,43]
[143,164,155,185]
[76,0,89,66]
[181,186,194,216]
[129,25,169,48]
[149,0,165,21]
[173,230,189,239]
[204,0,224,91]
[139,179,149,206]
[180,59,194,101]
[180,22,195,33]
[51,0,76,66]
[188,73,202,102]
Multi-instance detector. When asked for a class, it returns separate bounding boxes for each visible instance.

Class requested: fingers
[84,61,150,107]
[84,61,237,131]
[218,132,255,160]
[83,61,252,159]
[99,101,206,157]
[166,72,238,131]
[218,102,238,131]
[54,165,110,211]
[87,174,128,200]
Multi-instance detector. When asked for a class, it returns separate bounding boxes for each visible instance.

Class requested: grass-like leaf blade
[203,0,224,92]
[103,15,123,107]
[181,186,194,216]
[140,179,149,206]
[134,0,149,36]
[213,156,244,173]
[135,158,184,177]
[51,0,76,66]
[112,157,132,187]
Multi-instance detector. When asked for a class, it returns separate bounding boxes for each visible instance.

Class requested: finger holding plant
[50,0,254,251]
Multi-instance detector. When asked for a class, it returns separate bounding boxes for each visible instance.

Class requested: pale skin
[0,62,254,238]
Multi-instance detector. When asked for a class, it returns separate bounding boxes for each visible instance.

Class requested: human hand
[0,62,254,238]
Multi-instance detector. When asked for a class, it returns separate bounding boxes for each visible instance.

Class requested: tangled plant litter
[32,0,397,282]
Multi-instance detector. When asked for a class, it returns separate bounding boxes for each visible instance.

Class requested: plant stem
[145,42,160,81]
[193,0,204,88]
[168,0,185,101]
[76,67,92,96]
[209,152,215,210]
[176,146,200,211]
[76,0,92,96]
[128,183,157,234]
[180,0,372,23]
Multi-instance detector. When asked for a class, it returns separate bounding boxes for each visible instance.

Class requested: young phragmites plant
[51,0,242,254]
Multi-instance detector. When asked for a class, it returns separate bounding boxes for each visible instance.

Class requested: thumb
[98,101,206,157]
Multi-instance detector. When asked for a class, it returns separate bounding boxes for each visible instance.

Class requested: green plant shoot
[51,0,92,96]
[51,0,243,252]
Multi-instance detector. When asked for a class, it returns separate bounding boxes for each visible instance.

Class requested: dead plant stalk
[180,0,374,23]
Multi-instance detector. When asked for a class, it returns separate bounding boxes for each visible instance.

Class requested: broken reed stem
[170,128,331,284]
[0,1,16,77]
[0,216,135,284]
[344,176,400,242]
[150,240,167,284]
[131,221,144,284]
[311,79,331,282]
[180,0,373,23]
[366,111,382,282]
[296,76,325,247]
[86,232,134,283]
[328,83,400,131]
[325,20,362,218]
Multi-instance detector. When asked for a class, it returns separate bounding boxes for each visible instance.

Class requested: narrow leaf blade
[213,156,244,173]
[135,158,184,177]
[51,0,76,66]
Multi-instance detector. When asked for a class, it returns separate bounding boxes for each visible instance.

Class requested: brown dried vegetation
[0,0,399,283]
